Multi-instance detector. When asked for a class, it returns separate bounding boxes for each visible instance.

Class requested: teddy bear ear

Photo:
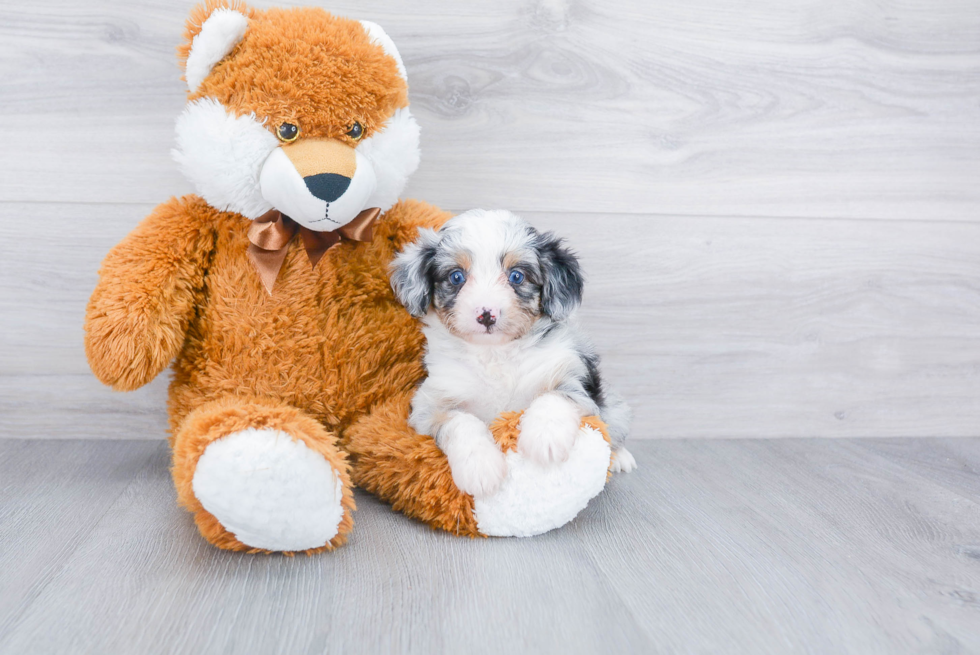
[359,20,408,81]
[178,2,254,93]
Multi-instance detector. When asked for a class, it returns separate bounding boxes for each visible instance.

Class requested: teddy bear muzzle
[259,137,378,232]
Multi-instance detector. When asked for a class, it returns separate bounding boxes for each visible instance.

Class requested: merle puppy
[389,209,634,497]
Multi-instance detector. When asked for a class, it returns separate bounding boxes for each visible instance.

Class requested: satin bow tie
[246,207,380,294]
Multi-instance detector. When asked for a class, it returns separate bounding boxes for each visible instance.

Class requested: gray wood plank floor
[1,439,979,654]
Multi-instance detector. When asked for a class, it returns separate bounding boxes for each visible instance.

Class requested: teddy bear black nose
[304,173,351,202]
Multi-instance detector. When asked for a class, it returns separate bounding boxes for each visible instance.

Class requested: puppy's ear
[389,228,440,317]
[536,231,584,321]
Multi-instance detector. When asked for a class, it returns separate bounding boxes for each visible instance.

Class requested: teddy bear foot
[472,423,611,537]
[192,428,347,552]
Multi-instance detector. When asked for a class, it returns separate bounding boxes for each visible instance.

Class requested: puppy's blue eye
[449,270,466,286]
[508,270,525,285]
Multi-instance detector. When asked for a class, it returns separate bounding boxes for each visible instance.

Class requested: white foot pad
[192,428,345,551]
[473,426,611,537]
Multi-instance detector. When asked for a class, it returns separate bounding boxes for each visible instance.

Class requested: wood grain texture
[0,440,164,638]
[3,202,978,439]
[0,438,978,654]
[2,0,979,439]
[0,0,978,218]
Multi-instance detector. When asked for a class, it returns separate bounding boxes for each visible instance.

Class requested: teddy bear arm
[344,392,484,537]
[345,394,614,538]
[378,199,453,250]
[84,196,216,391]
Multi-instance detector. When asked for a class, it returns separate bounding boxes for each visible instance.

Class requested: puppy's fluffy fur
[390,209,635,498]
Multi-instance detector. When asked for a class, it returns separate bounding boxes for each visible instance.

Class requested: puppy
[390,209,635,497]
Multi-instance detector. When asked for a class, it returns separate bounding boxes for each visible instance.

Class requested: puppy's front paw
[443,419,508,498]
[519,393,582,466]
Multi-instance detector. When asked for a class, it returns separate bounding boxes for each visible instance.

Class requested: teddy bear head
[172,1,419,231]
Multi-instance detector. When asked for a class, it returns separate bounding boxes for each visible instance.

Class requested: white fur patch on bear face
[354,22,421,211]
[172,97,278,220]
[357,107,421,214]
[173,18,420,226]
[173,98,421,225]
[258,146,378,230]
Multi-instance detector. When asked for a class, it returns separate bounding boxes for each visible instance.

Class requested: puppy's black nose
[304,173,351,202]
[476,310,496,327]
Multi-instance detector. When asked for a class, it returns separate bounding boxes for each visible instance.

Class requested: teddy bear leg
[171,397,355,554]
[344,394,612,538]
[474,413,612,537]
[344,393,483,537]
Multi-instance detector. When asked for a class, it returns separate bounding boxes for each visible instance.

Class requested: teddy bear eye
[277,122,299,143]
[346,122,364,140]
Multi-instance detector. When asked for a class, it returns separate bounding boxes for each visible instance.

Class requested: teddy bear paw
[192,428,346,551]
[473,423,611,537]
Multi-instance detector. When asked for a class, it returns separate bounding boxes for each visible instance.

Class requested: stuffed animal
[84,0,614,553]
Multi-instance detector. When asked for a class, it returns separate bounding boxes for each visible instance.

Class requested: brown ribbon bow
[247,207,381,294]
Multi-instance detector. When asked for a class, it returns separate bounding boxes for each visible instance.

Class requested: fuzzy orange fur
[345,392,481,537]
[85,193,458,550]
[171,396,355,554]
[85,2,611,551]
[179,1,407,144]
[85,195,217,392]
[488,412,613,455]
[346,394,613,537]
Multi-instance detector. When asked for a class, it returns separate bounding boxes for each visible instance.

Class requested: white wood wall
[1,0,978,439]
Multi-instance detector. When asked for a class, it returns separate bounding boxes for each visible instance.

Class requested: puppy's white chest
[462,348,543,422]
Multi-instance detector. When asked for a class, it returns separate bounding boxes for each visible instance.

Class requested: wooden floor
[1,438,978,654]
[2,1,979,650]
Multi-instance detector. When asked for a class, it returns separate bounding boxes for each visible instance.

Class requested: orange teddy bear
[84,1,613,553]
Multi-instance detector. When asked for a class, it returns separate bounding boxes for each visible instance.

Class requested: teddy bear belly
[168,327,334,431]
[167,248,424,432]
